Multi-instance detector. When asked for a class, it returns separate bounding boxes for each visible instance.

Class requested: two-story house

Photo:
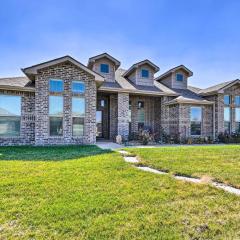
[0,52,239,145]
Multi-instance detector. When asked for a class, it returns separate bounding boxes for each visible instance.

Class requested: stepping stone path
[118,149,240,196]
[212,182,240,196]
[174,175,202,183]
[124,156,139,163]
[137,166,167,175]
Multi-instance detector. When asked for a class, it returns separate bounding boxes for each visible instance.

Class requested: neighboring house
[0,53,239,146]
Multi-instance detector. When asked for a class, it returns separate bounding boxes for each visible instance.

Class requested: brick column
[160,96,170,135]
[117,92,129,139]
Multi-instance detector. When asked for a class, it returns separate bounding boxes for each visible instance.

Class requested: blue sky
[0,0,240,88]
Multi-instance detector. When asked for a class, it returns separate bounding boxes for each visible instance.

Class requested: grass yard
[127,145,240,188]
[0,145,240,239]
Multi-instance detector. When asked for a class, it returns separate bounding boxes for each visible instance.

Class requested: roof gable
[199,79,240,95]
[155,65,193,81]
[123,59,160,78]
[22,55,104,82]
[88,53,121,69]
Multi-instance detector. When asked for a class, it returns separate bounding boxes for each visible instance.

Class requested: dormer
[123,60,159,86]
[155,65,193,89]
[88,53,120,82]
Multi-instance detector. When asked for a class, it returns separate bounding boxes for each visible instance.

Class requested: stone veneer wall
[0,90,35,146]
[35,61,96,145]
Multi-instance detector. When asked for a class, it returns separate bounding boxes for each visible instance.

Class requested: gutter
[98,87,179,97]
[0,85,35,92]
[164,100,215,106]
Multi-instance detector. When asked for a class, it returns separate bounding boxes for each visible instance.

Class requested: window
[141,69,149,78]
[176,74,184,81]
[137,101,144,130]
[235,96,240,106]
[0,95,21,136]
[128,101,132,122]
[72,81,85,94]
[96,111,102,138]
[190,107,202,135]
[224,107,231,133]
[49,79,63,92]
[72,97,85,136]
[224,95,230,105]
[100,64,109,73]
[236,108,240,133]
[100,100,105,107]
[49,96,63,136]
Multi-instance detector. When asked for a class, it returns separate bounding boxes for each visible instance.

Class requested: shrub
[218,132,240,143]
[138,129,154,145]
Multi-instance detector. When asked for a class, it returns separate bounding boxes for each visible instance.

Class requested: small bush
[218,132,240,143]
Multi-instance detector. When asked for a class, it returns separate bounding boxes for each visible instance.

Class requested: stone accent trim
[117,93,129,138]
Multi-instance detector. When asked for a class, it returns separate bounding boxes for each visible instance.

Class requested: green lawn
[127,145,240,188]
[0,146,240,239]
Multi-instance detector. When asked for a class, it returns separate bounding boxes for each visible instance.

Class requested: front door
[96,111,103,138]
[96,96,109,139]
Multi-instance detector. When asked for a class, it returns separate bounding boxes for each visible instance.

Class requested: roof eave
[156,65,193,82]
[198,91,218,96]
[98,87,179,96]
[88,53,121,69]
[0,85,35,92]
[164,99,214,106]
[22,56,105,83]
[123,60,160,78]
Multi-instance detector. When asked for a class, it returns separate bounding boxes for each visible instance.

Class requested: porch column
[117,92,129,139]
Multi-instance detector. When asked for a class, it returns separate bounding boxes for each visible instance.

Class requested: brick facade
[178,104,213,139]
[129,95,161,135]
[1,55,240,146]
[35,61,96,145]
[205,83,240,136]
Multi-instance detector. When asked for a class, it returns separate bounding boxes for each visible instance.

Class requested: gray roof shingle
[0,76,34,89]
[99,68,177,96]
[198,80,240,94]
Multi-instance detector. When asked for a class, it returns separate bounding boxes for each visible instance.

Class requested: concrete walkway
[96,141,122,150]
[97,141,237,150]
